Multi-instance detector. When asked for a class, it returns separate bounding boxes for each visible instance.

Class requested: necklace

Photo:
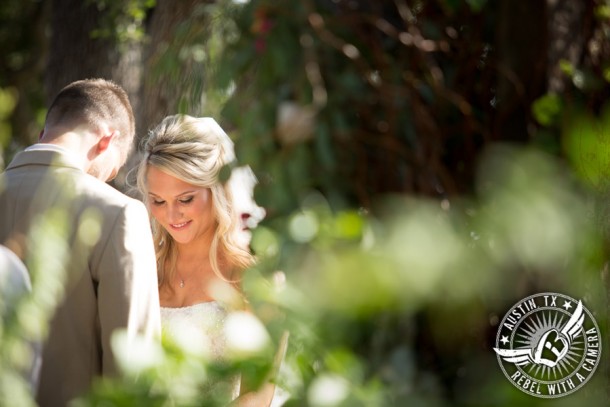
[176,270,186,288]
[174,256,210,289]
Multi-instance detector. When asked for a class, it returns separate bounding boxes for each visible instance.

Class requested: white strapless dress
[161,302,230,359]
[161,302,289,406]
[161,302,241,399]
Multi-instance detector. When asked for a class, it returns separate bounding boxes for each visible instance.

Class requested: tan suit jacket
[0,148,161,406]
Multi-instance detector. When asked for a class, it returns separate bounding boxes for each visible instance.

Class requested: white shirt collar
[25,143,71,154]
[24,143,85,171]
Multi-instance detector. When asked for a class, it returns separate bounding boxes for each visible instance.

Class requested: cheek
[149,205,164,222]
[203,199,215,221]
[191,202,208,221]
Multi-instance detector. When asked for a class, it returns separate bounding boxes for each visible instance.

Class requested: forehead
[146,166,200,196]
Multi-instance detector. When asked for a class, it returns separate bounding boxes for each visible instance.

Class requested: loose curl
[135,114,254,288]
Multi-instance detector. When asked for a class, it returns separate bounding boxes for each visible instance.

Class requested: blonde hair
[136,114,253,287]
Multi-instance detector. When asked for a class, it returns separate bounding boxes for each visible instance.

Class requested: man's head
[44,78,136,181]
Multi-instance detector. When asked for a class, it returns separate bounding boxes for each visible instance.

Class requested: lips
[170,220,191,230]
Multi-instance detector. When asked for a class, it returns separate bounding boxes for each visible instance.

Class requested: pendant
[180,279,185,288]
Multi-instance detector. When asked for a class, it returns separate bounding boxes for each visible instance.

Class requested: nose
[167,204,183,223]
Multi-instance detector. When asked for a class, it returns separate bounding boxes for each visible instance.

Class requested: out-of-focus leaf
[532,93,562,126]
[562,106,610,190]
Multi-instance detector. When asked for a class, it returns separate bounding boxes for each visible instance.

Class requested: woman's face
[146,166,215,246]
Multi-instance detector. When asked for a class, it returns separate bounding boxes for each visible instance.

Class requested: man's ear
[96,130,120,154]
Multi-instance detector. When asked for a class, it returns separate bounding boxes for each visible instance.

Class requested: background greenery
[2,0,610,405]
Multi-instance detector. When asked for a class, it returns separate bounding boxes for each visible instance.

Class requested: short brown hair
[46,78,136,155]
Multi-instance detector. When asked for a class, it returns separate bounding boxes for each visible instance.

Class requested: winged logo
[494,301,584,368]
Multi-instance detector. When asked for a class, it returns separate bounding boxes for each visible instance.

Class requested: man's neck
[37,130,95,172]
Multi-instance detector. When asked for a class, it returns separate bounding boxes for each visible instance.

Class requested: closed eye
[151,199,165,206]
[179,196,194,204]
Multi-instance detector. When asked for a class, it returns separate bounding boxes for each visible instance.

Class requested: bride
[135,114,280,406]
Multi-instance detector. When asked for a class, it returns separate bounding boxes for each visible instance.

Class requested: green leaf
[466,0,487,12]
[562,106,610,190]
[532,93,562,126]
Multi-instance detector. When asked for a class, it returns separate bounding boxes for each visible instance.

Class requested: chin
[167,232,192,245]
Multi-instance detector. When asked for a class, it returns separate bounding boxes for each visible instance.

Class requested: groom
[0,78,161,406]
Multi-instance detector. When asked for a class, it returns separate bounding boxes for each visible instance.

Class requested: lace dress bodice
[161,301,229,360]
[161,302,240,399]
[161,302,289,406]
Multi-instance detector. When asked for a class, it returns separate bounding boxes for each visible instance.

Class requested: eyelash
[151,197,194,206]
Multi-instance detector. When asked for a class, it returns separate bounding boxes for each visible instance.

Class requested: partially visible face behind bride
[227,166,266,250]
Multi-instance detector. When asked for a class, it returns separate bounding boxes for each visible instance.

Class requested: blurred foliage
[0,206,71,407]
[0,88,18,168]
[561,104,610,192]
[0,0,45,80]
[212,0,504,215]
[75,322,275,407]
[147,2,216,118]
[88,0,156,43]
[0,0,47,160]
[207,1,610,405]
[240,146,607,406]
